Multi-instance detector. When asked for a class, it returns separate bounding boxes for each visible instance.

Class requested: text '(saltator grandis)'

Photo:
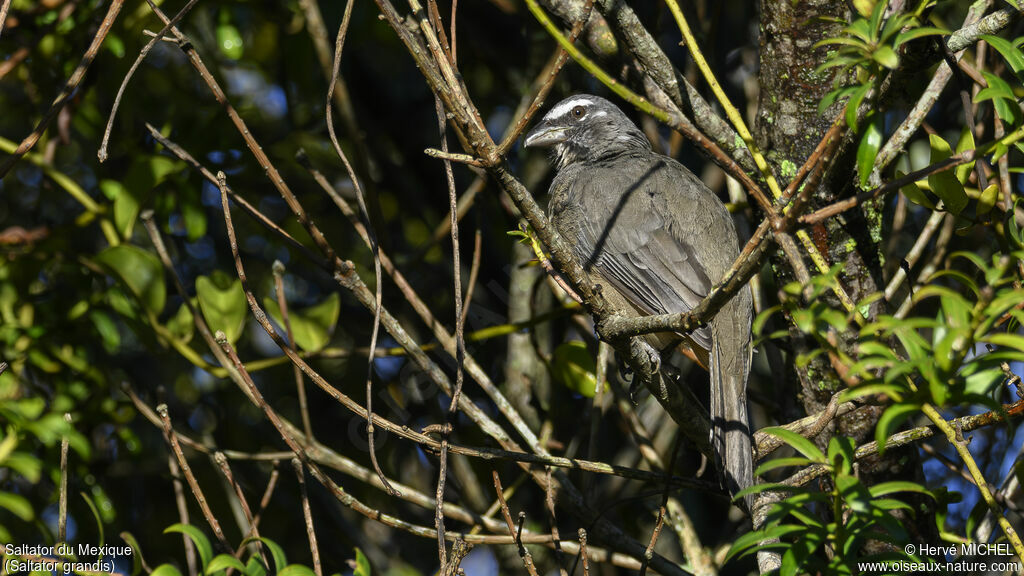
[525,94,754,510]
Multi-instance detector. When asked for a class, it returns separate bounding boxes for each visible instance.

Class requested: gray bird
[524,94,754,509]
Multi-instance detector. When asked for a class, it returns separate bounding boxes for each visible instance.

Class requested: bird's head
[524,94,650,170]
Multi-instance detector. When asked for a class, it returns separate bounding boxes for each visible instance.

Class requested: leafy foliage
[731,434,937,575]
[817,0,946,130]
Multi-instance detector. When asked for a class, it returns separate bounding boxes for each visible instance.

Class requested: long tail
[709,292,754,512]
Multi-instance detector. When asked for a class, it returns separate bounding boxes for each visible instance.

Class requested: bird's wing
[572,158,715,350]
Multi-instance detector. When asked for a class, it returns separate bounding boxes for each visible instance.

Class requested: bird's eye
[571,105,586,119]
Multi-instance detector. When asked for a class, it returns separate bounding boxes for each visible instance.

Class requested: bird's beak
[523,121,567,148]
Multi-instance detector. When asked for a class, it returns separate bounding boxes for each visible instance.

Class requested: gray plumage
[525,94,754,509]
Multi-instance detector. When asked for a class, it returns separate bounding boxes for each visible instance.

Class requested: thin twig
[639,434,681,576]
[433,89,467,571]
[0,0,123,178]
[579,528,589,576]
[544,468,568,576]
[167,446,197,576]
[496,0,595,155]
[921,403,1024,560]
[801,150,978,225]
[493,471,541,576]
[157,405,231,552]
[460,218,482,327]
[212,453,266,569]
[0,0,11,40]
[97,0,197,162]
[325,0,397,498]
[292,459,323,576]
[272,262,313,441]
[58,413,71,543]
[423,148,487,167]
[250,461,281,538]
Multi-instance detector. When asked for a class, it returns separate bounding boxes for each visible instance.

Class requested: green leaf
[977,183,999,215]
[165,524,213,570]
[846,83,871,131]
[89,310,121,353]
[897,170,935,209]
[151,565,184,576]
[875,403,920,454]
[759,427,826,463]
[868,480,935,498]
[119,532,146,576]
[857,117,883,188]
[894,27,947,50]
[726,524,808,562]
[196,272,247,346]
[206,555,246,575]
[101,179,140,238]
[827,436,857,475]
[982,34,1024,82]
[244,556,266,576]
[852,0,875,18]
[985,332,1024,353]
[550,341,600,397]
[871,45,899,69]
[975,72,1021,126]
[927,134,968,215]
[250,537,286,574]
[353,547,371,576]
[95,245,166,316]
[278,567,317,576]
[166,302,195,344]
[263,293,340,353]
[781,528,822,576]
[1007,198,1024,249]
[755,456,817,476]
[0,491,33,521]
[954,127,976,184]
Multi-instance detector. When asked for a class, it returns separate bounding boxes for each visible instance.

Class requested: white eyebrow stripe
[546,98,594,120]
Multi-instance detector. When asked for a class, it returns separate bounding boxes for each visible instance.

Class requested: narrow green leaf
[278,566,317,576]
[869,480,936,498]
[982,34,1024,81]
[206,555,246,575]
[255,538,287,573]
[119,532,147,576]
[894,27,948,50]
[726,525,808,563]
[165,524,213,570]
[857,117,883,188]
[759,427,826,462]
[755,457,816,476]
[846,84,871,131]
[151,565,184,576]
[875,403,920,454]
